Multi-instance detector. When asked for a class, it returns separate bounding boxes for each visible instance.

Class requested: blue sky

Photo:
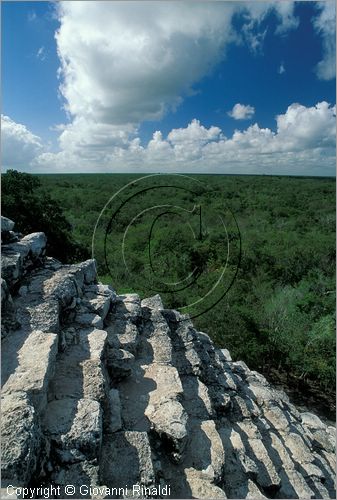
[2,1,336,175]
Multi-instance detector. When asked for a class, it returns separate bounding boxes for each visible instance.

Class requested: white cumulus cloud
[27,101,336,176]
[168,119,222,145]
[1,115,44,169]
[55,1,237,126]
[52,1,300,158]
[228,103,255,120]
[275,101,336,150]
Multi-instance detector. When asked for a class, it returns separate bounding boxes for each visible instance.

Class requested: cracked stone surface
[1,222,336,499]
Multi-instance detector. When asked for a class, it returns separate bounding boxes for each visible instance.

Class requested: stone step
[106,347,135,381]
[144,364,188,463]
[1,232,47,288]
[141,294,164,311]
[180,375,213,420]
[50,460,101,499]
[2,330,58,411]
[163,310,220,385]
[1,392,41,487]
[157,452,227,499]
[73,284,116,330]
[43,398,102,462]
[48,328,107,403]
[41,326,108,481]
[1,326,59,491]
[1,265,73,489]
[141,306,173,365]
[106,319,140,355]
[216,425,267,499]
[100,431,156,494]
[75,311,104,330]
[113,293,142,323]
[184,419,225,484]
[1,259,104,490]
[108,297,189,462]
[117,362,155,432]
[184,468,227,499]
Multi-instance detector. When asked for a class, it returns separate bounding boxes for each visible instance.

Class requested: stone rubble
[1,217,336,499]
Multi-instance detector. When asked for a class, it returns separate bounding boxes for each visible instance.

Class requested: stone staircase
[1,217,336,499]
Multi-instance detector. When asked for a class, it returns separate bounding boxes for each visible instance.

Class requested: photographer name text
[6,483,171,498]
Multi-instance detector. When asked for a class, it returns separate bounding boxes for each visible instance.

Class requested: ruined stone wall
[1,216,335,499]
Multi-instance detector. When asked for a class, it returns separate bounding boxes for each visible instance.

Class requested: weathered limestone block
[141,293,164,311]
[115,293,142,323]
[62,399,102,459]
[87,328,107,360]
[246,376,289,407]
[64,259,97,289]
[77,259,97,285]
[278,468,317,499]
[144,364,188,462]
[87,294,112,321]
[181,376,213,419]
[231,394,261,420]
[43,269,80,306]
[1,251,21,285]
[143,308,173,364]
[282,431,314,464]
[50,460,100,498]
[301,411,326,430]
[84,283,116,299]
[2,241,30,263]
[81,359,106,403]
[44,256,62,271]
[311,428,335,453]
[21,232,47,257]
[219,348,232,362]
[28,299,60,332]
[2,330,58,412]
[1,278,18,336]
[187,420,225,482]
[108,388,122,433]
[43,398,102,460]
[262,404,292,430]
[247,437,281,490]
[106,347,135,380]
[184,468,227,499]
[75,312,103,329]
[147,398,188,461]
[1,392,41,486]
[196,330,213,347]
[109,318,140,354]
[1,216,15,233]
[217,368,238,392]
[100,431,155,488]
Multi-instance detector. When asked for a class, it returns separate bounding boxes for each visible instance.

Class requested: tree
[1,170,89,263]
